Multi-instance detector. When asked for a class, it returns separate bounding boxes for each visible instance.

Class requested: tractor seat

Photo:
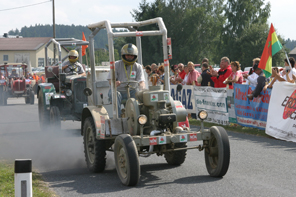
[45,66,59,92]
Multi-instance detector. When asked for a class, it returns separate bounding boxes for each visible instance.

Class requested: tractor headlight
[198,110,208,120]
[138,115,147,125]
[65,89,72,97]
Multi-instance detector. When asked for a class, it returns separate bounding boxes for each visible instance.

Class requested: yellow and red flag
[82,32,88,56]
[258,23,283,78]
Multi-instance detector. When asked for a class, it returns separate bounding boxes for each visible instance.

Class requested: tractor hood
[65,75,86,84]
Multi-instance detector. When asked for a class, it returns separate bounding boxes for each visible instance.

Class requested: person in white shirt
[243,63,262,87]
[273,57,296,83]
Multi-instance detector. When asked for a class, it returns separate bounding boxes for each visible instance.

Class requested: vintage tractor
[81,18,230,186]
[37,38,89,130]
[0,63,34,105]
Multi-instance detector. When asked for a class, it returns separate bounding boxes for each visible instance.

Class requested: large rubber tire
[2,91,7,106]
[50,106,61,130]
[164,143,187,165]
[204,126,230,177]
[38,90,50,130]
[29,91,35,105]
[114,134,140,186]
[0,87,3,106]
[25,96,30,104]
[83,117,106,173]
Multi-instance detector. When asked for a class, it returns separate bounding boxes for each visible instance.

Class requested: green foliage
[218,0,286,68]
[8,0,293,67]
[284,38,296,51]
[0,161,56,197]
[9,24,108,49]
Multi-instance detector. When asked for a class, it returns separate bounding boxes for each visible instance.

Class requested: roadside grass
[0,160,57,197]
[189,118,270,138]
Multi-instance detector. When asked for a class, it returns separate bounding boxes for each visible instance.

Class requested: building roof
[289,47,296,55]
[0,37,52,51]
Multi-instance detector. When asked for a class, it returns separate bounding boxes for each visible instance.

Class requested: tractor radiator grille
[74,81,87,103]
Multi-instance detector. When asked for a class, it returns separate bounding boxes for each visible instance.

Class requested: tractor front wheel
[114,134,140,186]
[49,106,61,130]
[38,91,49,130]
[204,126,230,177]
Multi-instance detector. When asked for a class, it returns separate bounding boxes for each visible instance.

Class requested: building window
[3,55,8,61]
[38,58,44,67]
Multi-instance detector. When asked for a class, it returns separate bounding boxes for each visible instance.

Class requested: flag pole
[85,49,89,66]
[284,51,293,71]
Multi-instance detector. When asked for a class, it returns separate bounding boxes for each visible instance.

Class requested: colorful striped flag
[258,23,283,78]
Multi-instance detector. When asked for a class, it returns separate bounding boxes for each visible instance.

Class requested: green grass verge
[0,161,57,197]
[189,118,270,138]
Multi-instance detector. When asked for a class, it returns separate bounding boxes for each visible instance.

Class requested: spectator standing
[243,63,262,87]
[157,65,165,84]
[246,63,266,100]
[145,65,153,78]
[273,57,296,83]
[170,65,180,85]
[198,62,214,87]
[224,61,243,87]
[187,61,200,86]
[151,63,158,74]
[263,67,279,91]
[209,57,232,88]
[202,58,209,64]
[178,63,186,79]
[181,65,189,85]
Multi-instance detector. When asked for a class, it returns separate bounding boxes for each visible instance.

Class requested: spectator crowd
[144,55,296,100]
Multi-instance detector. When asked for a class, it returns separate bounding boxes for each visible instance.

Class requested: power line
[0,0,51,12]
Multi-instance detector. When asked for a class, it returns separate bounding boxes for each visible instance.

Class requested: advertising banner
[171,85,195,113]
[233,83,271,129]
[266,82,296,142]
[227,88,237,123]
[194,86,229,125]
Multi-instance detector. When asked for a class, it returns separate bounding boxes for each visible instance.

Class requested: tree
[131,0,225,65]
[219,0,272,67]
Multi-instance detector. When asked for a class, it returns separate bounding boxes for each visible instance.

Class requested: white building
[0,37,68,67]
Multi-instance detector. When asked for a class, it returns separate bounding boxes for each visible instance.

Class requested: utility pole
[52,0,56,65]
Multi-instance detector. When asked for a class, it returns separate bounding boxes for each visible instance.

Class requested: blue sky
[0,0,295,40]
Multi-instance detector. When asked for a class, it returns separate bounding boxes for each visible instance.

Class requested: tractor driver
[107,43,145,117]
[62,50,86,76]
[10,69,18,78]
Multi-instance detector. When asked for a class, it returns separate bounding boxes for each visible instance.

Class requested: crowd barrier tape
[266,82,296,142]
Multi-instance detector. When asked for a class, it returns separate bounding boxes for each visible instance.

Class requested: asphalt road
[1,97,296,197]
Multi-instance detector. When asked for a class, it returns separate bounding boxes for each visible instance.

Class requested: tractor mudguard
[37,83,56,110]
[81,106,109,136]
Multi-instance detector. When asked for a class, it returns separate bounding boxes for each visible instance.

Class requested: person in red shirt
[178,63,186,79]
[208,57,232,88]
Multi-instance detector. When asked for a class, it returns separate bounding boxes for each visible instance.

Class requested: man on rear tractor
[62,50,86,76]
[107,43,145,117]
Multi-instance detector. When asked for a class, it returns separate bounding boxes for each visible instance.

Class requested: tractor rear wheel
[83,117,106,173]
[29,91,34,105]
[114,134,140,186]
[204,126,230,177]
[0,87,3,105]
[164,143,187,165]
[2,91,7,105]
[38,91,50,130]
[50,106,61,130]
